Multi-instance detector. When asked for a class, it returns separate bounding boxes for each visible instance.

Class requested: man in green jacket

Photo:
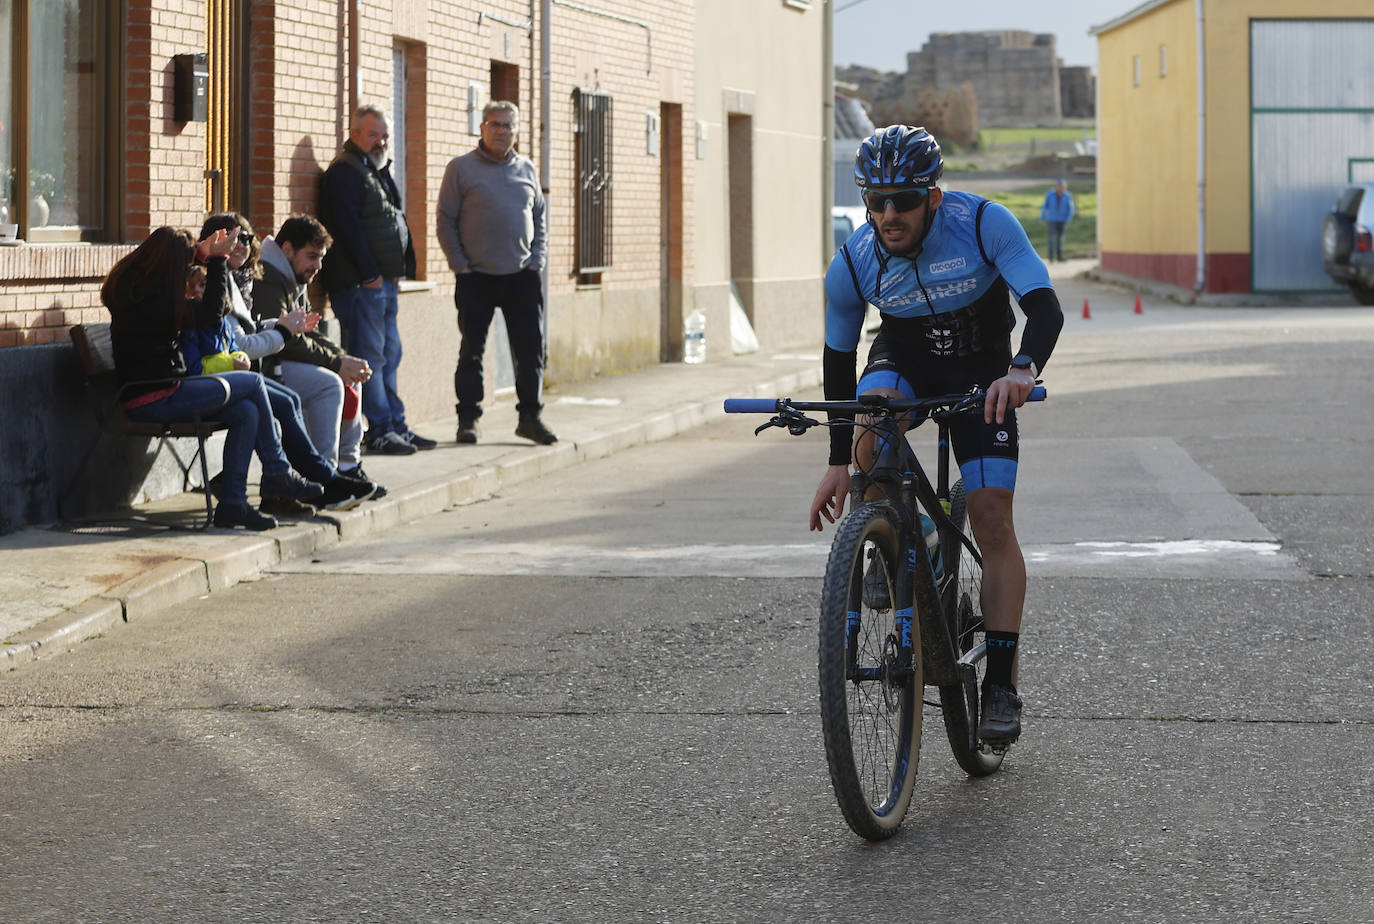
[256,214,385,496]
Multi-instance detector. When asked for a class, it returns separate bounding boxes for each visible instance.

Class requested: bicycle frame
[726,386,1046,832]
[725,386,1045,689]
[855,407,964,687]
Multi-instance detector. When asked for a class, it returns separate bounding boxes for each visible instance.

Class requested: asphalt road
[2,297,1373,922]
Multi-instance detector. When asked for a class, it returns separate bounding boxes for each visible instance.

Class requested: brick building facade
[0,0,827,533]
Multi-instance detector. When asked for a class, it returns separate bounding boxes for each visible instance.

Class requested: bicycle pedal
[980,740,1014,756]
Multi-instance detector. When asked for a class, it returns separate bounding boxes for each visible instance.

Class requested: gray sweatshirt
[436,142,546,276]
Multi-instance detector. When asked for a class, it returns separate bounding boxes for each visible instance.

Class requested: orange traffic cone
[1133,294,1143,315]
[1082,298,1092,319]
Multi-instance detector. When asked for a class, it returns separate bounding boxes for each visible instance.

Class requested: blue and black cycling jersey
[825,190,1052,354]
[821,190,1063,485]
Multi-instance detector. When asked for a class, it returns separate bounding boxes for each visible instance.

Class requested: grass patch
[985,181,1097,261]
[979,124,1095,151]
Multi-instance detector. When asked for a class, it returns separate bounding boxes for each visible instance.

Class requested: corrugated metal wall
[1251,19,1374,291]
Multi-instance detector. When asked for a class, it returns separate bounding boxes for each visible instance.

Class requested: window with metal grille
[574,88,612,275]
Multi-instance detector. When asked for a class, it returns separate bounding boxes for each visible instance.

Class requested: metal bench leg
[193,413,214,530]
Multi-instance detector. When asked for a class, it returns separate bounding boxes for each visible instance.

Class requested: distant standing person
[1039,178,1075,262]
[318,103,436,455]
[437,100,556,446]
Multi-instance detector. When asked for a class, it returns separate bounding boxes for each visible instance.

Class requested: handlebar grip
[1028,385,1047,402]
[723,398,780,414]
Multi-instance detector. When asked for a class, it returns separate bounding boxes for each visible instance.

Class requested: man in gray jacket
[437,100,556,445]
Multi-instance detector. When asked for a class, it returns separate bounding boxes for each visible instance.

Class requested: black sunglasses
[237,230,254,246]
[862,187,931,213]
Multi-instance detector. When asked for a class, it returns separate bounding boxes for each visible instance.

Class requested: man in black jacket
[318,104,434,455]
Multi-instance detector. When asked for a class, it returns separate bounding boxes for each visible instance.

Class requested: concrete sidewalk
[0,350,824,665]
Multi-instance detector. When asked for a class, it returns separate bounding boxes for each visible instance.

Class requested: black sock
[984,631,1019,690]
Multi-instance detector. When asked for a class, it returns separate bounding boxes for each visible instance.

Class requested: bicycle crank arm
[955,641,987,668]
[957,657,982,757]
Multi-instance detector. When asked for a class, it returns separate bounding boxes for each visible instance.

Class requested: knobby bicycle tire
[818,503,922,840]
[938,480,1005,777]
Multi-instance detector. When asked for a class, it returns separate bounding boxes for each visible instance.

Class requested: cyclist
[810,125,1064,749]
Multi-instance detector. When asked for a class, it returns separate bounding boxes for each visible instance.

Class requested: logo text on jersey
[928,257,967,275]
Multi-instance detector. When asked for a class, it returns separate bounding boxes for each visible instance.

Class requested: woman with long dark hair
[100,226,325,529]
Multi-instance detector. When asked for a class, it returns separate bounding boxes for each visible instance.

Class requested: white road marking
[280,541,829,578]
[554,396,623,406]
[279,537,1305,580]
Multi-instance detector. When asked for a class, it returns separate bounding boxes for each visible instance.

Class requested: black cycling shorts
[857,332,1018,492]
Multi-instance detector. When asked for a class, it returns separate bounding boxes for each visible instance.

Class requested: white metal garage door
[1251,19,1374,291]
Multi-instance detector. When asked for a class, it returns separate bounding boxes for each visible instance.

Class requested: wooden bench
[69,322,231,529]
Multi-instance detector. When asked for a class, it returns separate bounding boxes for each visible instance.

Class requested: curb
[4,365,821,666]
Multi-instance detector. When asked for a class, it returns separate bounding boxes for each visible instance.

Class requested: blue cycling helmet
[854,125,943,188]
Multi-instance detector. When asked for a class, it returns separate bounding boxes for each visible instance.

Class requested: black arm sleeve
[1016,286,1064,374]
[824,345,857,466]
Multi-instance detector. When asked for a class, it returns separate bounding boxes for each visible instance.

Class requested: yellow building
[1093,0,1374,293]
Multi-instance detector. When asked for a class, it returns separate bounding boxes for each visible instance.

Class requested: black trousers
[454,268,546,423]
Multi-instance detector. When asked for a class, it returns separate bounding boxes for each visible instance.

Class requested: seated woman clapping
[101,226,326,530]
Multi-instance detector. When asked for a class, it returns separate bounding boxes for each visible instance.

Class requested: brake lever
[754,418,784,436]
[754,409,820,436]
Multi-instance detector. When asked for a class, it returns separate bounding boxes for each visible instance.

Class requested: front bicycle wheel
[938,480,1005,776]
[818,503,922,840]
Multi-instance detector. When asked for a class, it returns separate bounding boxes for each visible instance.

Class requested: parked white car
[831,205,870,253]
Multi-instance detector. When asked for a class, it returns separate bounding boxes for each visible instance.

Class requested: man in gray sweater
[437,100,555,445]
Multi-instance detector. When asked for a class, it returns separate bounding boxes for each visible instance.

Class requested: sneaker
[341,465,386,500]
[319,474,377,511]
[978,683,1023,747]
[515,415,558,445]
[456,422,478,444]
[400,428,437,450]
[862,548,891,610]
[259,469,326,503]
[365,430,418,455]
[213,502,278,531]
[259,496,318,518]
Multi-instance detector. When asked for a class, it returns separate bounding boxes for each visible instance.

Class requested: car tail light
[1358,225,1373,252]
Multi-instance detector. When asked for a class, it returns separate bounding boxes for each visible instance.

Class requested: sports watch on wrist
[1009,353,1038,378]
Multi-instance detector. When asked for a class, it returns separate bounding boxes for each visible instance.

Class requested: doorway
[659,103,683,361]
[727,114,754,322]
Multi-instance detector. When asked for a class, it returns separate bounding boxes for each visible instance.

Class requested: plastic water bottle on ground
[683,309,706,364]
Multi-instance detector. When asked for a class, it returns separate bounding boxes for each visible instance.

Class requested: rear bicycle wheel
[937,480,1005,776]
[818,503,922,840]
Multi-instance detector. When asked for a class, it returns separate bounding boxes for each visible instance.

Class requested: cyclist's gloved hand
[810,464,851,532]
[985,368,1037,425]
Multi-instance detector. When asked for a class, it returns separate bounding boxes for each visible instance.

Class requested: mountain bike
[724,385,1045,840]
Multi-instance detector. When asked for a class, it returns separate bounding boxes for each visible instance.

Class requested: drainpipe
[348,0,360,118]
[541,0,552,354]
[1194,0,1206,294]
[541,0,551,192]
[822,0,834,268]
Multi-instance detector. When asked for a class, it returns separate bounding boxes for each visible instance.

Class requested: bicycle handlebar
[724,385,1046,416]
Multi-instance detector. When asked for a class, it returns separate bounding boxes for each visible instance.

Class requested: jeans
[124,372,288,506]
[331,279,406,436]
[1046,222,1067,262]
[261,377,335,484]
[278,359,353,468]
[454,269,546,423]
